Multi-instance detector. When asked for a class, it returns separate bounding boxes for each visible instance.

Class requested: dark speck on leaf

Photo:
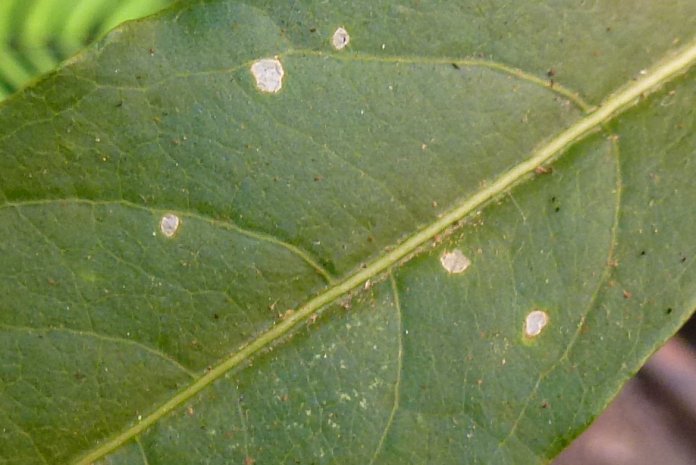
[309,27,316,32]
[666,308,673,315]
[451,63,460,69]
[640,250,646,256]
[554,207,560,212]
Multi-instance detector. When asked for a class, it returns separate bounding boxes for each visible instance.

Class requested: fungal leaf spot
[524,310,549,338]
[332,27,350,50]
[440,249,471,274]
[250,58,284,93]
[160,214,180,238]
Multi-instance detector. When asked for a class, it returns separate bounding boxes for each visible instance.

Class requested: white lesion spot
[160,213,180,238]
[524,310,549,337]
[332,27,350,50]
[250,58,284,93]
[440,249,471,274]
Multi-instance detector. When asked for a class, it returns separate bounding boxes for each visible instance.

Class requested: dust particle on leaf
[250,58,284,93]
[159,214,180,238]
[440,249,471,274]
[280,309,295,320]
[332,27,350,50]
[524,310,549,337]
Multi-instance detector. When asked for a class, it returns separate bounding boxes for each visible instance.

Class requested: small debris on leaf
[440,249,471,274]
[524,310,549,337]
[280,309,295,320]
[159,214,180,238]
[251,58,284,93]
[332,27,350,50]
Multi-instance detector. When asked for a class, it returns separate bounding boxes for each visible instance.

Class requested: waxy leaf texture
[0,1,695,464]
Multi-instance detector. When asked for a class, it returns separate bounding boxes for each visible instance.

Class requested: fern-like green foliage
[0,0,174,100]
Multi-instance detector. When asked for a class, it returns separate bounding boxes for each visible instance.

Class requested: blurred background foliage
[0,0,174,100]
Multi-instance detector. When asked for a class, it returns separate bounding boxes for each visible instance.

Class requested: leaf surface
[0,1,695,464]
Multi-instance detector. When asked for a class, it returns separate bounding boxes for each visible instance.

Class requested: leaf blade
[0,2,695,464]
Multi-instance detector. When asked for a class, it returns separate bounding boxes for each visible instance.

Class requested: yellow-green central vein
[73,37,696,465]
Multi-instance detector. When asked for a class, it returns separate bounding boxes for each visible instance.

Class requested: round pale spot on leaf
[160,213,180,238]
[332,27,350,50]
[250,58,284,93]
[525,310,549,337]
[440,249,471,274]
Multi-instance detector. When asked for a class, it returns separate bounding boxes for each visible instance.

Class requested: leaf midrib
[499,137,623,452]
[72,37,696,465]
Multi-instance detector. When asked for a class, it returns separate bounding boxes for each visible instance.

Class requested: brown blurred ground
[552,317,696,465]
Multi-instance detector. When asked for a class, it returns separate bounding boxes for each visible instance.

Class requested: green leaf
[1,1,695,464]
